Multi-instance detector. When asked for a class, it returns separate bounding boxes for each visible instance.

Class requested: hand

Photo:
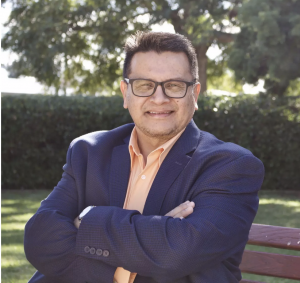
[165,201,195,219]
[74,216,80,229]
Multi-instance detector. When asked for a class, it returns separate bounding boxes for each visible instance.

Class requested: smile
[146,111,174,118]
[148,111,172,114]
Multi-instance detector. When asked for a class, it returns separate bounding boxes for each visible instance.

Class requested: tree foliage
[228,0,300,96]
[2,0,239,94]
[2,0,150,95]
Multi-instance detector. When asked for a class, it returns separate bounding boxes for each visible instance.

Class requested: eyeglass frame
[124,78,197,98]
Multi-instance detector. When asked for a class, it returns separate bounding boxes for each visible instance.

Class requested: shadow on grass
[1,190,50,283]
[254,201,300,228]
[2,230,25,246]
[1,217,32,224]
[1,263,36,283]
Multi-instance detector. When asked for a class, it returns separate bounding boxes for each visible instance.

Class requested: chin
[142,126,179,139]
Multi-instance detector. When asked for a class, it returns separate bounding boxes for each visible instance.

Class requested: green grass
[2,190,50,283]
[1,190,300,283]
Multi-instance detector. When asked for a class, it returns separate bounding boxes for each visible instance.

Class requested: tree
[2,0,149,95]
[2,0,240,95]
[228,0,300,96]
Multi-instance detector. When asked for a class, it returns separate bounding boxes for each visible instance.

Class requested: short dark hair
[123,31,198,80]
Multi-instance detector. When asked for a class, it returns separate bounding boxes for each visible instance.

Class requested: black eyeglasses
[124,78,196,98]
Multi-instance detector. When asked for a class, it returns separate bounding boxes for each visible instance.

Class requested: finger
[165,201,190,217]
[165,201,189,217]
[165,201,195,217]
[74,217,80,229]
[173,201,195,217]
[173,202,195,219]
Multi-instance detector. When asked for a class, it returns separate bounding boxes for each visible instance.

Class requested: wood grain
[240,250,300,280]
[248,224,300,251]
[240,280,264,283]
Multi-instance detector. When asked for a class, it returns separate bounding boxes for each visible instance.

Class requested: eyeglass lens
[132,80,187,98]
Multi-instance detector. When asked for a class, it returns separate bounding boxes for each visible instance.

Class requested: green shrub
[2,94,299,190]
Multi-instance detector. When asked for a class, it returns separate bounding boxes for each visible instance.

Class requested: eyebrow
[169,77,189,81]
[130,77,193,81]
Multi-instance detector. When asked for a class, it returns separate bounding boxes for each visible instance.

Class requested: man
[24,32,264,283]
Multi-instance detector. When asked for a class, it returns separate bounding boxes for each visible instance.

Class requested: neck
[135,130,172,162]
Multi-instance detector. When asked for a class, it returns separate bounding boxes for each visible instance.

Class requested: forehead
[129,51,192,80]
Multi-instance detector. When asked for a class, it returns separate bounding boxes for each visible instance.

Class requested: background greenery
[2,0,300,95]
[2,94,300,191]
[2,2,299,283]
[2,190,300,283]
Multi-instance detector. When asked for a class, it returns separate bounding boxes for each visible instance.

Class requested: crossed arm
[25,182,196,283]
[24,148,264,283]
[73,201,195,229]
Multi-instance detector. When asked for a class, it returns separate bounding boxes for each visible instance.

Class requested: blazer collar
[109,120,201,214]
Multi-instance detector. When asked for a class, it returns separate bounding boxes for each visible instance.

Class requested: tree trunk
[196,45,209,93]
[264,79,289,96]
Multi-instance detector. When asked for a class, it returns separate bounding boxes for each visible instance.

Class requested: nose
[150,85,170,104]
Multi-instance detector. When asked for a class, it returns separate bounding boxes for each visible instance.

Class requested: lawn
[1,190,300,283]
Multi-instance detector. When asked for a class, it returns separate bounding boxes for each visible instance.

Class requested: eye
[134,80,155,89]
[141,83,153,87]
[165,82,185,89]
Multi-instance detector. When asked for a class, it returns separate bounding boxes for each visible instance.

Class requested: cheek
[127,94,136,108]
[127,96,145,116]
[182,97,196,116]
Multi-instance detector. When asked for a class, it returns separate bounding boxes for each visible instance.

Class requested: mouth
[145,111,174,118]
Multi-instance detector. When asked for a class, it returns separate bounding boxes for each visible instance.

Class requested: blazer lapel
[109,138,131,208]
[143,120,201,216]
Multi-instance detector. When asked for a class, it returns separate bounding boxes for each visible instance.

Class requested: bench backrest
[239,224,300,283]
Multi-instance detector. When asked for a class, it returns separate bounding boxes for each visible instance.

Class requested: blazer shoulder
[199,130,262,163]
[69,123,135,150]
[194,131,265,191]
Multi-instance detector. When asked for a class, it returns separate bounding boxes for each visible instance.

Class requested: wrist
[78,206,95,221]
[74,206,95,229]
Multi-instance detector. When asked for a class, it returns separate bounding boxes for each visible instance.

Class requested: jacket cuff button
[103,250,110,257]
[89,247,96,255]
[84,246,90,253]
[96,249,103,256]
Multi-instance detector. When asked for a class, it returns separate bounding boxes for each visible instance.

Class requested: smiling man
[24,32,264,283]
[121,50,200,160]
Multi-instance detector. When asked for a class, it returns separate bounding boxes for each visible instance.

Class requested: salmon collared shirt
[113,126,186,283]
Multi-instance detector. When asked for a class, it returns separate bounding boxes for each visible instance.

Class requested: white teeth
[149,111,171,114]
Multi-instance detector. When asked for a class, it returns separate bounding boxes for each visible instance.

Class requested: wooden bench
[240,224,300,282]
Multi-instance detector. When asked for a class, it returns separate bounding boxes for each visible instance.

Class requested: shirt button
[89,247,96,255]
[103,250,110,257]
[84,246,90,253]
[96,249,103,256]
[141,175,146,180]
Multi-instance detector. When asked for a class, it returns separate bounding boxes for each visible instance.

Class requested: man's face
[120,51,200,141]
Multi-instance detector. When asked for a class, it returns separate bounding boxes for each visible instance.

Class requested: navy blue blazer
[24,120,264,283]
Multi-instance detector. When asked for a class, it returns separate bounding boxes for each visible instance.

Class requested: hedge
[2,94,300,191]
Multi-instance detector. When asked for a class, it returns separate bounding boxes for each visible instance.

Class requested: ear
[120,80,128,109]
[193,82,201,110]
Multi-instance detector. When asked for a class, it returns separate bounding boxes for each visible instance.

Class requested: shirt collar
[128,127,186,168]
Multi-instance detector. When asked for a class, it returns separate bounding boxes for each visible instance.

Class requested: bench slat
[248,224,300,251]
[240,250,300,280]
[240,280,265,283]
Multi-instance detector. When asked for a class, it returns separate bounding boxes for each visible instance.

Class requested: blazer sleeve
[75,154,264,282]
[24,144,117,283]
